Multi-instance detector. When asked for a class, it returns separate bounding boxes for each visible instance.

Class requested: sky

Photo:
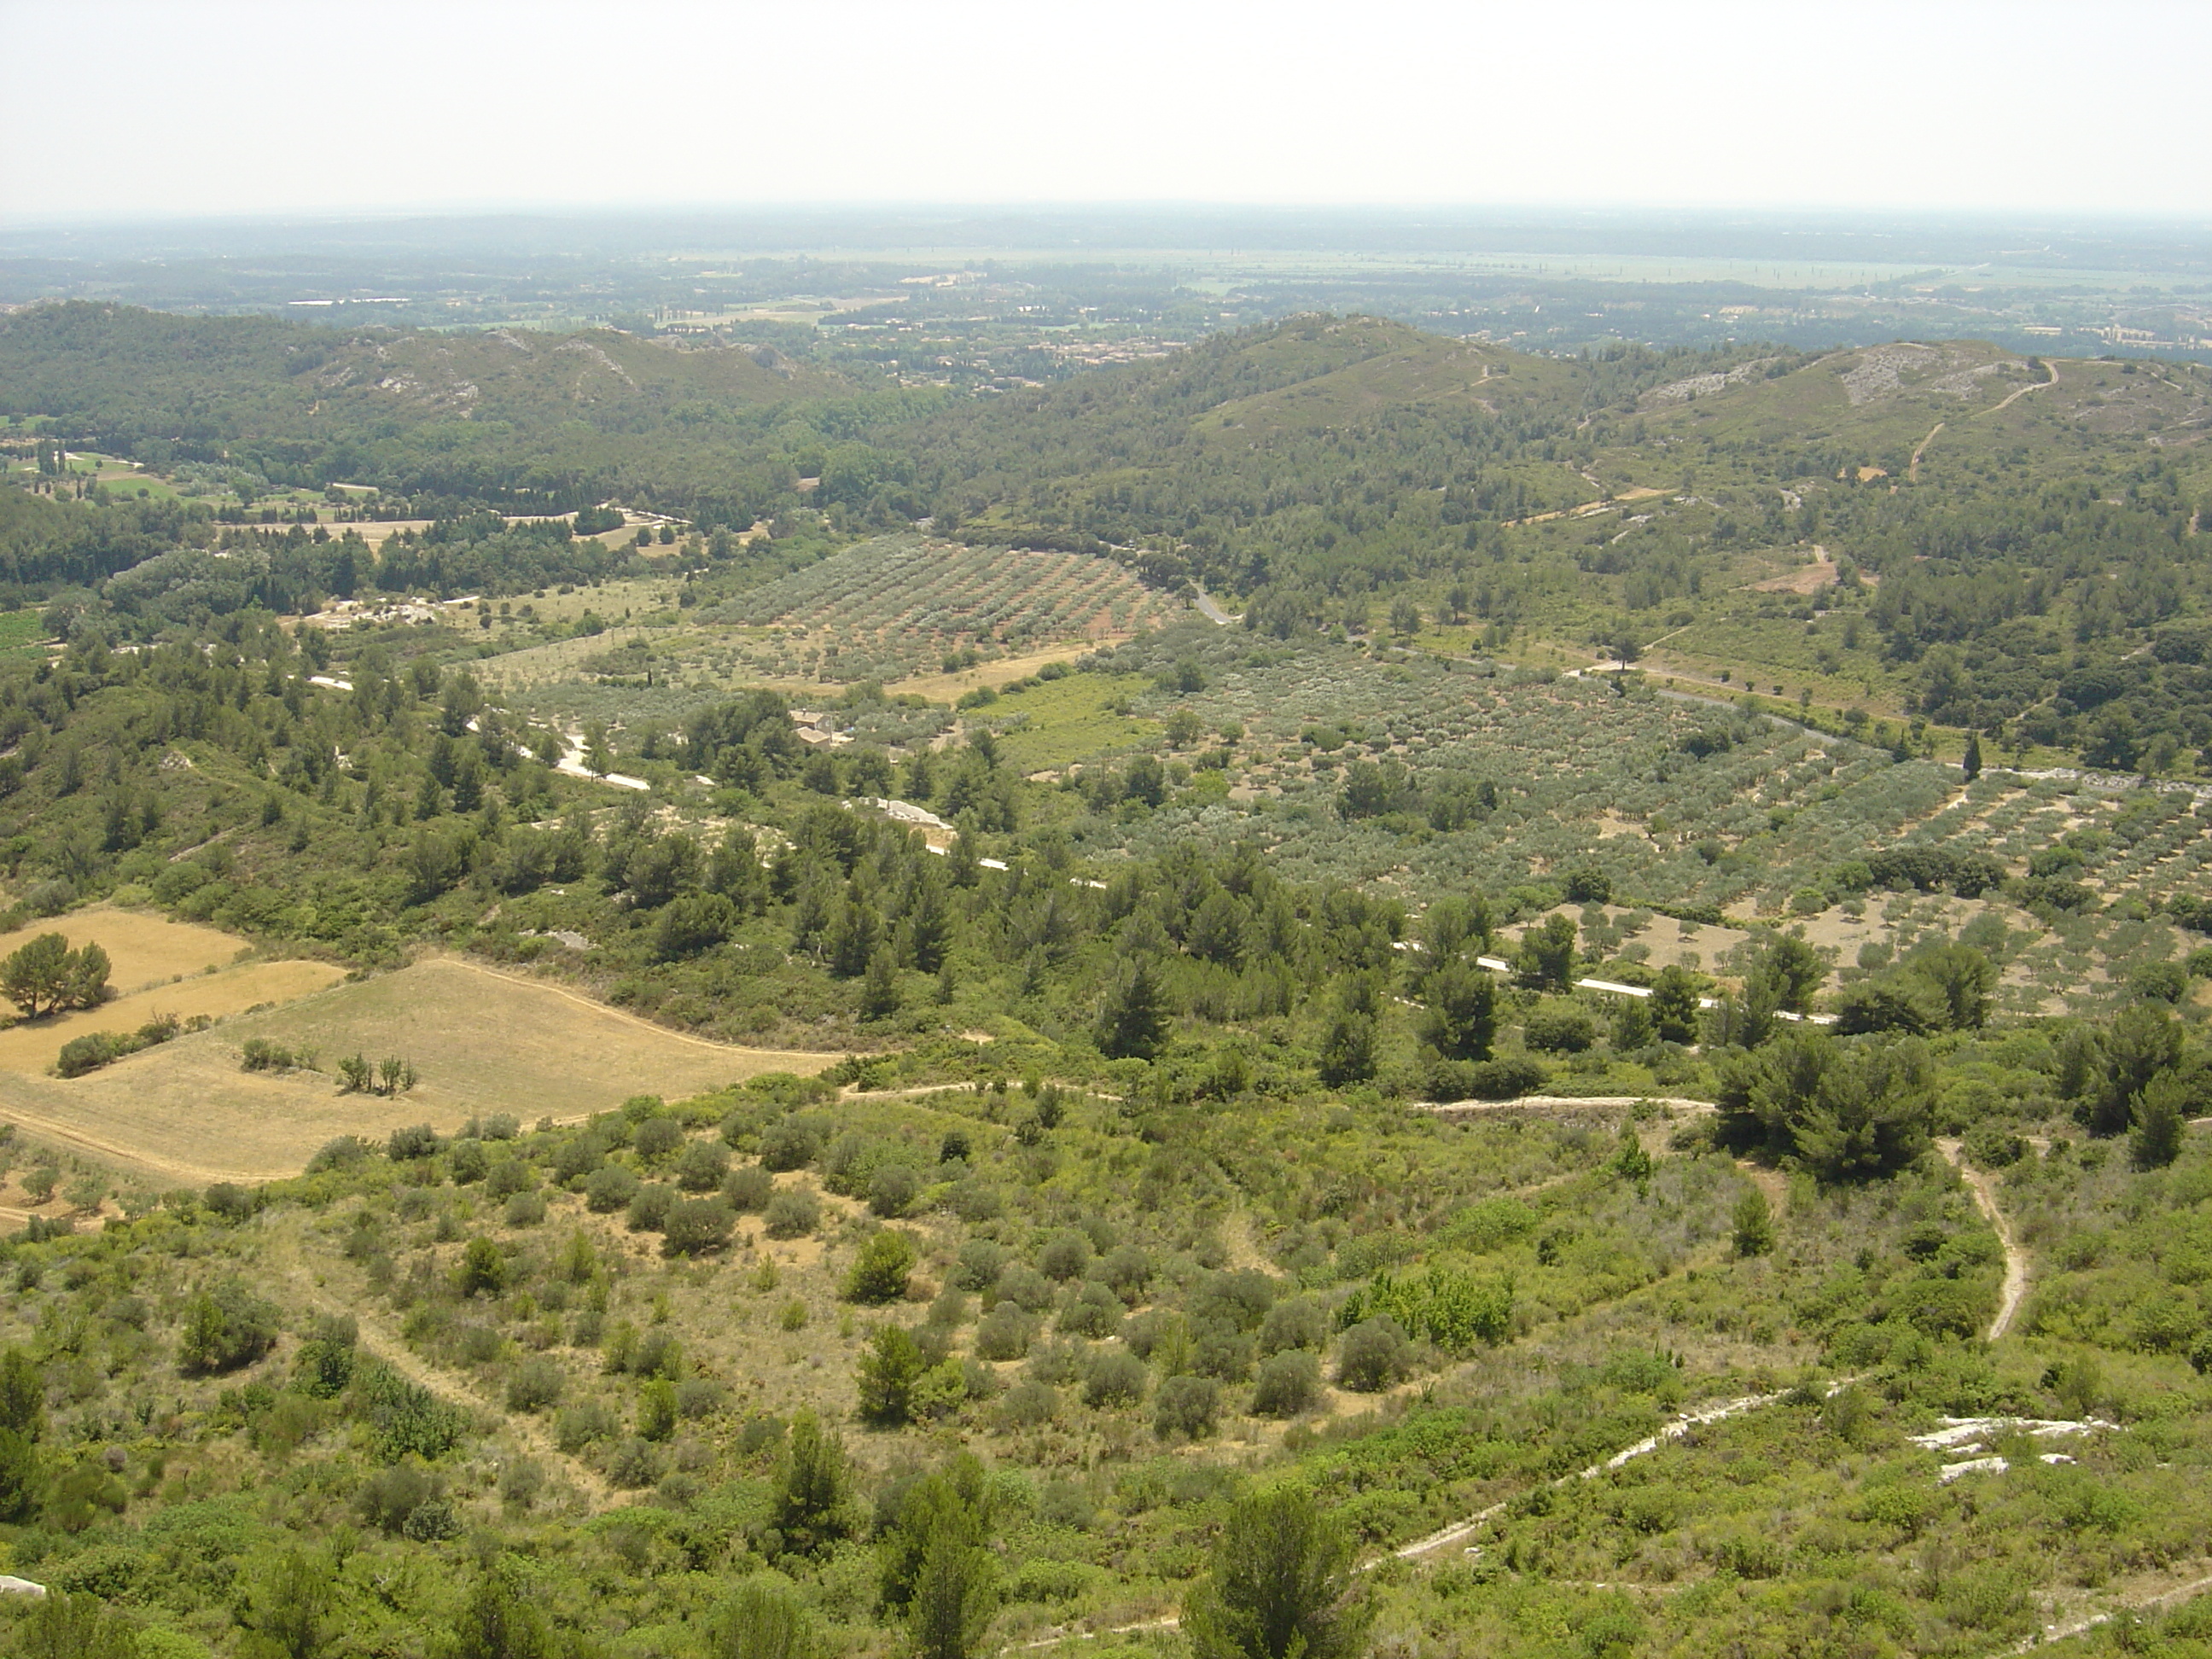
[4,0,2209,224]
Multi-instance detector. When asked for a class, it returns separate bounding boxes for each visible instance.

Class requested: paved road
[1191,587,1236,626]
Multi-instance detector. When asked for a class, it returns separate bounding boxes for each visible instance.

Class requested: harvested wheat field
[0,904,347,1074]
[0,904,250,995]
[0,957,835,1185]
[0,958,347,1075]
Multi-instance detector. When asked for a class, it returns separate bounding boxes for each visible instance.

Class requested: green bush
[974,1305,1037,1361]
[724,1163,775,1211]
[765,1188,820,1238]
[1154,1374,1221,1441]
[505,1356,565,1413]
[585,1163,641,1213]
[178,1281,279,1375]
[1335,1317,1414,1392]
[1523,1004,1596,1054]
[1081,1349,1147,1408]
[1252,1349,1323,1417]
[626,1183,677,1233]
[662,1197,735,1257]
[846,1229,917,1303]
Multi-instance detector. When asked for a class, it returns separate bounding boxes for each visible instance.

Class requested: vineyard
[700,537,1179,685]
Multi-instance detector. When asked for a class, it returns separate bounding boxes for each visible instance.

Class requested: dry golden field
[0,957,834,1185]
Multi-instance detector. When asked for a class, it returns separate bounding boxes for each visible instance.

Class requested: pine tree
[1420,960,1498,1062]
[1099,956,1171,1060]
[1184,1483,1370,1659]
[861,948,902,1021]
[773,1410,850,1557]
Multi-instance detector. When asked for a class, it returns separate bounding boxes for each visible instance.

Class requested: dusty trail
[1416,1095,1715,1120]
[1984,359,2060,416]
[1390,1380,1854,1563]
[2005,1567,2212,1653]
[278,1253,613,1513]
[1908,421,1945,482]
[1938,1138,2029,1340]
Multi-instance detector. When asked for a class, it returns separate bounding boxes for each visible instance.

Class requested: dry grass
[0,957,835,1185]
[0,904,251,998]
[0,959,346,1076]
[889,643,1124,705]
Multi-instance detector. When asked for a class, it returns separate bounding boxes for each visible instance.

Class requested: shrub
[503,1190,547,1228]
[203,1181,256,1223]
[677,1377,726,1420]
[307,1135,374,1173]
[724,1163,775,1211]
[994,1263,1057,1313]
[998,1380,1057,1429]
[626,1183,677,1233]
[663,1198,735,1257]
[448,1138,491,1185]
[1523,1005,1596,1054]
[585,1163,641,1213]
[1193,1319,1257,1383]
[555,1400,619,1451]
[608,1437,666,1489]
[1338,1265,1511,1353]
[759,1118,824,1171]
[868,1163,923,1219]
[1962,1121,2028,1168]
[764,1189,819,1238]
[1251,1349,1323,1417]
[506,1356,566,1413]
[1097,1244,1153,1304]
[457,1236,507,1297]
[355,1362,468,1462]
[953,1239,1006,1291]
[1335,1317,1414,1392]
[241,1037,311,1072]
[55,1032,125,1077]
[486,1156,536,1200]
[1464,1057,1548,1100]
[1058,1282,1124,1340]
[178,1281,279,1374]
[1038,1231,1094,1282]
[1259,1298,1327,1356]
[1081,1349,1148,1409]
[975,1304,1037,1361]
[1153,1374,1220,1441]
[675,1139,730,1192]
[632,1117,684,1163]
[387,1123,440,1161]
[1027,1340,1086,1387]
[845,1230,917,1303]
[357,1464,438,1534]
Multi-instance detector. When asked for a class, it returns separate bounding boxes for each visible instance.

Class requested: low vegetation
[3,300,2212,1650]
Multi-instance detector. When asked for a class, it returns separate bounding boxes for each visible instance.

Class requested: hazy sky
[5,0,2208,224]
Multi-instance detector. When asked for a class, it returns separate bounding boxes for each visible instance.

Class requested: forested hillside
[5,305,2212,1656]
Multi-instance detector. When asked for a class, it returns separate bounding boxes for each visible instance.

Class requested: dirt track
[1940,1138,2029,1340]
